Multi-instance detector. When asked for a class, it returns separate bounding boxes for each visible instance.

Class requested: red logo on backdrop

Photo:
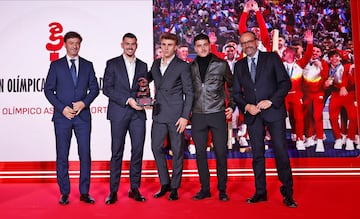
[45,22,64,61]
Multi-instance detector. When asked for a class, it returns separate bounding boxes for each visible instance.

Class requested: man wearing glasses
[233,31,297,208]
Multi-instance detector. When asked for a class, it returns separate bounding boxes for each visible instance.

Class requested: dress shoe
[59,194,69,205]
[283,196,297,208]
[246,193,267,203]
[128,188,146,202]
[192,190,211,200]
[219,192,229,201]
[80,194,95,204]
[153,184,171,198]
[105,192,117,204]
[168,189,178,201]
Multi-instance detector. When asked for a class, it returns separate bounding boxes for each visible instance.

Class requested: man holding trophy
[103,33,149,204]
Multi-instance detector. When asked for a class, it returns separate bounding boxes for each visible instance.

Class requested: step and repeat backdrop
[0,1,154,161]
[0,0,358,163]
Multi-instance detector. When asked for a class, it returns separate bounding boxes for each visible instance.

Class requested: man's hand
[209,32,217,45]
[304,30,314,44]
[225,107,233,120]
[128,98,144,111]
[339,87,348,96]
[245,104,261,115]
[176,117,188,133]
[72,101,85,116]
[63,106,76,120]
[256,100,272,110]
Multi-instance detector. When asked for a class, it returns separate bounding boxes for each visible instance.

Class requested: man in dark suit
[44,31,99,205]
[148,32,193,201]
[232,31,297,208]
[103,33,148,204]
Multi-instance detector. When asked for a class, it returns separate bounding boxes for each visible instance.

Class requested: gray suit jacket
[147,56,193,123]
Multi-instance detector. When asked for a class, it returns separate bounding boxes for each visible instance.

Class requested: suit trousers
[109,116,145,192]
[54,117,91,195]
[247,116,294,198]
[151,121,184,189]
[191,112,228,192]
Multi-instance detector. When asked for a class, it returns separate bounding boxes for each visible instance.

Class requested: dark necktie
[250,57,256,82]
[70,59,77,86]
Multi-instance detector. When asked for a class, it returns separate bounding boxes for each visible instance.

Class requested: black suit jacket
[147,56,193,123]
[103,55,148,121]
[232,51,291,125]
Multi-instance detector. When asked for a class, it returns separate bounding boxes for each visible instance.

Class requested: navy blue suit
[103,55,147,191]
[44,56,99,195]
[233,51,294,198]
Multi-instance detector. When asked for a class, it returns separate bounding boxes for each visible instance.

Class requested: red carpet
[1,176,358,219]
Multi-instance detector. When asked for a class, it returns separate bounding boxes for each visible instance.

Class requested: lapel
[61,56,76,87]
[118,55,132,89]
[161,57,178,84]
[133,58,145,89]
[254,52,265,83]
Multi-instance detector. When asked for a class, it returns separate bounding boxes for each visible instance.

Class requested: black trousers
[191,112,228,192]
[247,116,294,198]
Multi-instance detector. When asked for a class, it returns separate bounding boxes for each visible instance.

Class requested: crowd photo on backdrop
[153,0,357,159]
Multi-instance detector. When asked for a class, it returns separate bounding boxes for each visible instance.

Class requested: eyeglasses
[240,39,256,46]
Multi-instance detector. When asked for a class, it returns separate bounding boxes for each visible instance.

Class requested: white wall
[0,1,155,161]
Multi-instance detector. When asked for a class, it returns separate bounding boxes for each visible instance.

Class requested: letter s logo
[46,22,64,61]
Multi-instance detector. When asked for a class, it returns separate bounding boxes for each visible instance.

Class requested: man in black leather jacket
[190,33,235,201]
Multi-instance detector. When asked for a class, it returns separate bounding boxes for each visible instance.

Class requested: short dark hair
[313,44,323,51]
[328,49,340,58]
[64,31,82,43]
[160,32,178,45]
[178,43,189,49]
[225,45,235,50]
[123,32,137,41]
[194,33,210,44]
[225,39,238,45]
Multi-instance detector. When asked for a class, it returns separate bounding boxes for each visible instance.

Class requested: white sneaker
[315,139,325,152]
[355,135,360,145]
[296,140,305,150]
[188,144,196,155]
[333,139,343,150]
[239,136,248,146]
[345,139,355,150]
[227,139,233,149]
[305,136,316,147]
[341,134,347,145]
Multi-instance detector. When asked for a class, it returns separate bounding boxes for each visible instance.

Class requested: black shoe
[168,189,178,201]
[246,193,267,203]
[80,194,95,204]
[105,192,117,205]
[283,197,297,208]
[219,192,229,201]
[153,184,171,198]
[59,194,69,205]
[192,190,211,200]
[128,188,146,202]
